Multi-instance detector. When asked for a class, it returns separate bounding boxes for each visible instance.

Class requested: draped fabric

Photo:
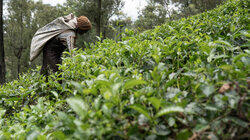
[30,14,77,62]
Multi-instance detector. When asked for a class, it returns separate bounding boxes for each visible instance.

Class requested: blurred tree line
[135,0,225,30]
[0,0,225,82]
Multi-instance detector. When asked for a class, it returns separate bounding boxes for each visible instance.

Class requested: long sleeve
[56,30,76,53]
[67,35,76,53]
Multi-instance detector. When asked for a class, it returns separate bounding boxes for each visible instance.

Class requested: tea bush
[0,0,249,139]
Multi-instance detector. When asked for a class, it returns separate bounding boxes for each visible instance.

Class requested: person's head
[76,16,92,35]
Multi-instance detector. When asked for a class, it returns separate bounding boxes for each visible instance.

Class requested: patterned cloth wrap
[30,13,77,62]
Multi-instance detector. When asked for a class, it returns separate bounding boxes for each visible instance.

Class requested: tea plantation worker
[30,13,92,76]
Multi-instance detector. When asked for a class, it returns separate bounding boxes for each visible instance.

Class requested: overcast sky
[35,0,147,20]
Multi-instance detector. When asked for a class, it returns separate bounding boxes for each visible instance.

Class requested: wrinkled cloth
[40,38,67,75]
[30,13,77,62]
[56,30,76,53]
[40,37,67,84]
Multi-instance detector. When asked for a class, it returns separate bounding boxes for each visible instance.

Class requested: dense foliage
[4,0,63,81]
[0,0,249,139]
[4,0,125,81]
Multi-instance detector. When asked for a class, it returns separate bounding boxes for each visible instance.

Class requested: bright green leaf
[130,104,151,120]
[156,106,184,118]
[148,97,161,110]
[67,97,88,119]
[124,79,146,90]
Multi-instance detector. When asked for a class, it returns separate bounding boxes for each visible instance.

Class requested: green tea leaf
[176,129,192,140]
[50,131,66,140]
[202,85,215,97]
[51,91,58,99]
[70,81,83,93]
[0,109,6,118]
[156,106,184,118]
[226,117,248,128]
[148,97,161,110]
[241,30,250,38]
[124,79,146,90]
[214,40,232,47]
[67,97,88,119]
[130,104,151,120]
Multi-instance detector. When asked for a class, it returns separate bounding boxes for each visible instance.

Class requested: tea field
[0,0,249,139]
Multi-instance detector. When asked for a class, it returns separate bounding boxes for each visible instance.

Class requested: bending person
[30,14,92,76]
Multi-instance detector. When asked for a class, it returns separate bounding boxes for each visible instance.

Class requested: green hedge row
[0,0,249,139]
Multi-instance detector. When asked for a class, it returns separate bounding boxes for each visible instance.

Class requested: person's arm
[66,34,76,54]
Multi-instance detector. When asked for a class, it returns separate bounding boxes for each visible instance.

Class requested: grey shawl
[30,14,77,61]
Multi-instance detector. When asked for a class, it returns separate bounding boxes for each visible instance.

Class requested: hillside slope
[0,0,249,139]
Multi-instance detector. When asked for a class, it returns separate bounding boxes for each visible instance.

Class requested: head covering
[77,16,92,31]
